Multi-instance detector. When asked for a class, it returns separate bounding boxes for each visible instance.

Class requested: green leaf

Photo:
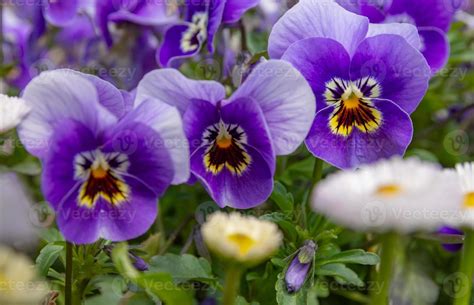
[316,264,364,287]
[271,182,294,213]
[36,243,64,276]
[112,244,193,305]
[317,250,380,266]
[260,213,298,241]
[149,254,215,284]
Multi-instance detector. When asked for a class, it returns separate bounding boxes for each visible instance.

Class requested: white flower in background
[447,162,474,229]
[0,94,31,133]
[0,246,48,305]
[312,157,462,233]
[0,173,39,251]
[202,212,282,265]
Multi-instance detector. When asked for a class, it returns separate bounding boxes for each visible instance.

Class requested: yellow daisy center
[376,184,402,197]
[463,192,474,209]
[227,233,256,256]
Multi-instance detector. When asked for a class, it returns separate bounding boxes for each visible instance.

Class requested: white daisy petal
[0,94,31,133]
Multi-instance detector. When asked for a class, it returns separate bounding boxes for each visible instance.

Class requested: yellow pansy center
[227,233,256,256]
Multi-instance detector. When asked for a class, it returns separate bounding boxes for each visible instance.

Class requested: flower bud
[285,240,317,293]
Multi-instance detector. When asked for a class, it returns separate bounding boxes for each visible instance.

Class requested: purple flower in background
[285,240,317,293]
[17,70,190,244]
[336,0,463,73]
[158,0,260,67]
[96,0,178,47]
[42,0,80,26]
[269,0,430,169]
[136,60,315,208]
[437,226,464,252]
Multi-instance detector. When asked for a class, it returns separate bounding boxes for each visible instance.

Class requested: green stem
[453,229,474,305]
[65,242,73,305]
[222,264,243,305]
[303,158,324,228]
[371,232,399,305]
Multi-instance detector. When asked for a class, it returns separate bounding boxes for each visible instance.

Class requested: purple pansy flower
[437,226,464,253]
[17,70,190,244]
[136,60,315,208]
[42,0,80,26]
[268,0,430,169]
[96,0,178,47]
[158,0,260,67]
[336,0,462,73]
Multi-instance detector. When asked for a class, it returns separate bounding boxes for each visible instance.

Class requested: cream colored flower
[0,94,31,133]
[312,157,462,233]
[446,162,474,229]
[202,212,282,265]
[0,246,48,305]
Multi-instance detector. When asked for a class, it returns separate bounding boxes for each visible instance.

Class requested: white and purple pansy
[136,60,315,209]
[17,70,190,244]
[158,0,260,67]
[269,0,431,169]
[336,0,462,73]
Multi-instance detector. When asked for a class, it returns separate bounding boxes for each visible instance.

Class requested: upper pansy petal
[268,0,369,58]
[305,99,413,169]
[230,60,316,155]
[388,0,458,32]
[42,0,79,26]
[222,0,260,24]
[350,34,430,114]
[108,2,177,25]
[67,70,126,119]
[281,37,350,110]
[118,99,190,185]
[136,69,226,113]
[366,23,421,50]
[418,27,450,74]
[207,0,227,53]
[18,70,117,159]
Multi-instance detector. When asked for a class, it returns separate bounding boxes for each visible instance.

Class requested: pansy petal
[118,99,190,185]
[388,0,458,32]
[157,24,203,68]
[67,70,126,119]
[230,60,316,155]
[136,69,225,113]
[222,0,260,24]
[108,2,177,25]
[207,0,227,53]
[306,99,413,169]
[18,70,117,158]
[418,27,450,74]
[281,38,350,110]
[42,119,101,243]
[268,0,369,58]
[366,23,421,50]
[183,99,220,154]
[191,145,274,209]
[350,34,430,114]
[43,0,79,26]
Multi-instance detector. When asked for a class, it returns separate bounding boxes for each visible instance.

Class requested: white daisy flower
[447,162,474,229]
[0,94,31,133]
[202,212,282,265]
[0,246,48,305]
[312,157,462,233]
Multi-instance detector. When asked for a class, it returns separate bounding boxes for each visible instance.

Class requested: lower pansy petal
[222,0,260,24]
[306,99,413,169]
[191,146,274,209]
[158,24,203,67]
[418,27,450,74]
[350,34,430,114]
[183,99,220,153]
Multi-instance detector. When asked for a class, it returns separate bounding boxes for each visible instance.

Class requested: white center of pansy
[324,77,382,136]
[74,150,130,208]
[180,12,208,52]
[202,120,252,176]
